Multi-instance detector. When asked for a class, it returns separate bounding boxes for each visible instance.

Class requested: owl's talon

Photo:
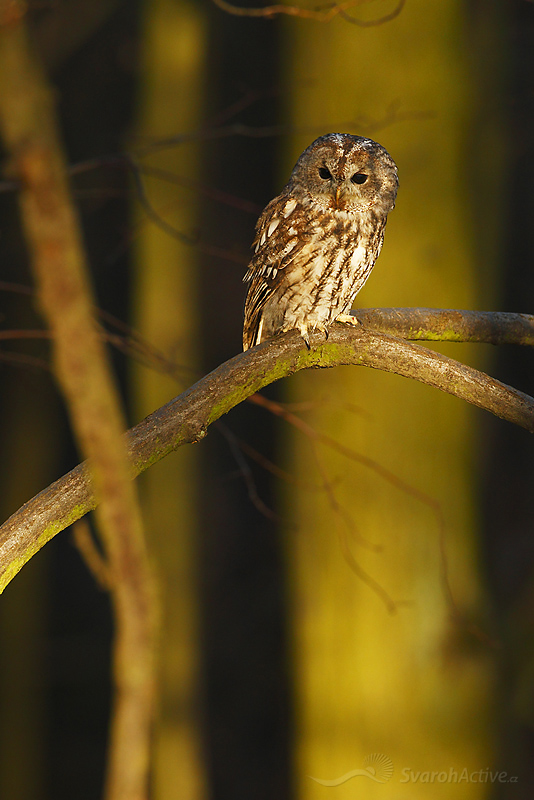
[335,313,360,327]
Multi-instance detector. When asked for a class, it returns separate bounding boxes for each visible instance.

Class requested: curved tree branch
[1,312,533,593]
[353,308,534,346]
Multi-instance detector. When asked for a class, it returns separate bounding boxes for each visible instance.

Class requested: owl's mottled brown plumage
[242,133,398,350]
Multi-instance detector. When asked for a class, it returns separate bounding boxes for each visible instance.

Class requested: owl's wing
[243,194,311,349]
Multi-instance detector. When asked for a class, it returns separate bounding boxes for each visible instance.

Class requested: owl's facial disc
[288,133,398,215]
[307,150,380,212]
[315,169,375,213]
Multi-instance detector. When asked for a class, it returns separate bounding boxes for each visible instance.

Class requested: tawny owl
[242,133,398,350]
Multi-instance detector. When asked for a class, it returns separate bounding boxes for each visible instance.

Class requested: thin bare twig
[72,519,113,591]
[236,436,326,491]
[210,0,405,27]
[217,421,281,522]
[309,442,399,614]
[251,393,493,636]
[0,350,50,371]
[0,328,50,340]
[309,443,382,553]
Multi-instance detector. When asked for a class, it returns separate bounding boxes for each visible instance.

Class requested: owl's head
[287,133,398,216]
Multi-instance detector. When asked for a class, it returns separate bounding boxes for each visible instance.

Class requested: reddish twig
[211,0,405,26]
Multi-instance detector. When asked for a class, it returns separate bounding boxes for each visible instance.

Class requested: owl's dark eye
[318,167,332,180]
[351,173,368,185]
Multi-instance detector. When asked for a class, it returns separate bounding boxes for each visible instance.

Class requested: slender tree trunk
[132,2,207,798]
[283,2,497,796]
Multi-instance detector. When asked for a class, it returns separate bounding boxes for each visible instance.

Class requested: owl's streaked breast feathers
[242,133,398,350]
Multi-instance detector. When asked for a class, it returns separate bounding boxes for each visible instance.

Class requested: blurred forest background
[1,0,534,798]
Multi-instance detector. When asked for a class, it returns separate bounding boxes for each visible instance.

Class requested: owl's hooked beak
[333,183,350,210]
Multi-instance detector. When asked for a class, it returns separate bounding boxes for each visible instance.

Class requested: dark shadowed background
[1,1,534,799]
